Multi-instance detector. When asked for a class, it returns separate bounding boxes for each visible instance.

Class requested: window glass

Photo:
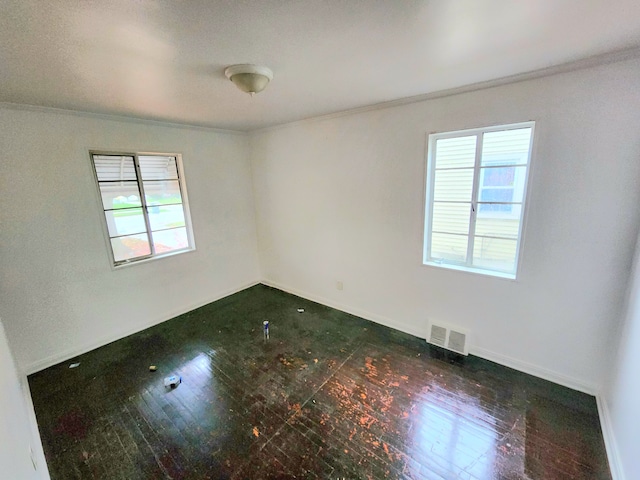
[91,152,194,265]
[139,156,179,180]
[424,123,533,278]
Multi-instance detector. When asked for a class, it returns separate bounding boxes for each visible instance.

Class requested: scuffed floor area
[28,284,610,479]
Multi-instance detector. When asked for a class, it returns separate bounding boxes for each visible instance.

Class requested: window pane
[430,233,468,263]
[93,155,136,181]
[143,180,182,206]
[152,228,189,254]
[111,233,151,262]
[432,202,470,235]
[434,136,476,169]
[433,169,474,202]
[475,206,522,239]
[104,208,147,237]
[98,182,141,210]
[481,128,531,166]
[139,155,178,180]
[480,188,514,203]
[148,204,186,231]
[472,237,518,273]
[425,123,533,277]
[479,166,526,203]
[482,166,515,187]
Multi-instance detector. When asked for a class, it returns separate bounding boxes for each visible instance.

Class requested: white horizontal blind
[425,123,534,277]
[91,152,194,266]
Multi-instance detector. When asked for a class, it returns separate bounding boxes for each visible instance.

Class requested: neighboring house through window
[90,152,195,266]
[423,122,534,278]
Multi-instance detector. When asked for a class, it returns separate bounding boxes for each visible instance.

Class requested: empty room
[1,1,640,479]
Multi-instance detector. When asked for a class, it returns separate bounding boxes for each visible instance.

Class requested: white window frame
[423,122,535,279]
[90,150,196,268]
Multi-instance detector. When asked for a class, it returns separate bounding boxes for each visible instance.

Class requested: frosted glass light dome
[224,64,273,95]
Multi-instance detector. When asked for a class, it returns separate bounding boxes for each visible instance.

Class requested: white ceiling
[1,1,640,131]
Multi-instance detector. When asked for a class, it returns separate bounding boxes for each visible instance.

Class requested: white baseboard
[24,280,260,375]
[261,279,598,395]
[260,279,426,340]
[596,394,625,480]
[19,376,51,479]
[22,277,620,479]
[470,346,598,395]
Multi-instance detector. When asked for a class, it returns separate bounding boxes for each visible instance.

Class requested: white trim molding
[0,102,247,136]
[19,376,51,479]
[260,279,598,395]
[596,394,625,480]
[24,280,260,375]
[260,279,426,340]
[253,46,640,134]
[470,346,598,395]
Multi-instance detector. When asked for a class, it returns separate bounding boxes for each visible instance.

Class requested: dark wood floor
[29,285,611,479]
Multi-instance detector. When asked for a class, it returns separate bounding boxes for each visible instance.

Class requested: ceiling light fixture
[224,64,273,96]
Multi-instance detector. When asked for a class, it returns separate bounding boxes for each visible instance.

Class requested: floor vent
[427,321,470,355]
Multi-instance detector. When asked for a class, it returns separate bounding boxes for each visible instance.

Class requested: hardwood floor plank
[28,285,611,479]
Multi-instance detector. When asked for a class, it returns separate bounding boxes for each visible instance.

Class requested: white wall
[603,230,640,480]
[0,107,259,373]
[250,58,640,393]
[0,318,49,479]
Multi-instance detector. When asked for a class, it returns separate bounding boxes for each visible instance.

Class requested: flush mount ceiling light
[224,64,273,96]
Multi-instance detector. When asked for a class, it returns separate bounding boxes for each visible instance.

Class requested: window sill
[112,247,196,270]
[422,260,516,280]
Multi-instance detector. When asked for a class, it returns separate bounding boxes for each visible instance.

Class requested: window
[423,122,534,278]
[90,152,195,266]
